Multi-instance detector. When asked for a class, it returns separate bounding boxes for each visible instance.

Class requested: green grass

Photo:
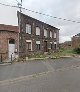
[57,48,77,56]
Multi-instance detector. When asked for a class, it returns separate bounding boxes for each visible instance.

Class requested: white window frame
[54,33,56,38]
[36,41,40,50]
[50,31,52,38]
[54,42,57,49]
[36,41,40,44]
[26,24,31,34]
[36,27,40,35]
[54,42,57,44]
[44,29,47,37]
[26,40,32,51]
[50,42,53,49]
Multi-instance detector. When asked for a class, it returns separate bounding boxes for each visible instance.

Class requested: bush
[74,48,80,54]
[35,53,45,58]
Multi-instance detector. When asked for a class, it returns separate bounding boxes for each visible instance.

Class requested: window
[0,41,2,48]
[26,40,32,51]
[26,24,31,34]
[44,29,47,37]
[27,42,31,50]
[36,41,40,50]
[54,33,56,38]
[50,42,53,49]
[50,31,52,38]
[54,44,56,49]
[54,42,57,49]
[36,27,40,35]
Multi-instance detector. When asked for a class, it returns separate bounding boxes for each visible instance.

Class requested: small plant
[74,48,80,54]
[35,53,45,58]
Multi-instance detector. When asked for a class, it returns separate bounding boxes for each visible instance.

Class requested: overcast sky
[0,0,80,43]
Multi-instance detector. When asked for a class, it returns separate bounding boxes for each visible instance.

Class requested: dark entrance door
[44,41,47,52]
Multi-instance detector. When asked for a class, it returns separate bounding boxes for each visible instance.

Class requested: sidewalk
[0,59,12,66]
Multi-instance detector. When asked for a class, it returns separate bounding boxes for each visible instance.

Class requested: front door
[8,39,15,59]
[44,41,47,52]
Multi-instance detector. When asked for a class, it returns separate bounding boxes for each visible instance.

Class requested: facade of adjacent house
[72,33,80,48]
[18,12,59,57]
[0,24,18,60]
[59,41,72,49]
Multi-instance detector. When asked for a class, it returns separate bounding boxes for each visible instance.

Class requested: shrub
[74,48,80,54]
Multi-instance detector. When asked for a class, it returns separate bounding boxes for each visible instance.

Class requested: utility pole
[16,0,22,58]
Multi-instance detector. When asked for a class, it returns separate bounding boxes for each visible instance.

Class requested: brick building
[59,41,72,49]
[0,13,59,60]
[72,33,80,48]
[0,24,18,60]
[18,12,59,57]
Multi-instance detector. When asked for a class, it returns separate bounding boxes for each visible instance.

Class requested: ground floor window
[50,42,53,49]
[54,42,57,49]
[36,41,40,50]
[26,40,32,51]
[54,44,56,49]
[27,42,31,51]
[0,41,2,48]
[51,44,53,49]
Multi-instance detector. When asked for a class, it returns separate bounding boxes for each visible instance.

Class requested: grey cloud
[0,0,80,43]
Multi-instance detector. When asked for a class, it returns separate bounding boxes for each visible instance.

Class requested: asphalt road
[0,57,80,92]
[0,60,48,81]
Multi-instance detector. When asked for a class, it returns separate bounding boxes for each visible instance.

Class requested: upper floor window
[50,31,52,38]
[44,29,47,37]
[36,27,40,35]
[26,24,31,34]
[54,33,56,38]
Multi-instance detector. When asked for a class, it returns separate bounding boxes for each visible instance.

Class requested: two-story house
[18,12,59,57]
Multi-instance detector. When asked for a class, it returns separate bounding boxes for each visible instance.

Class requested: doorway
[44,41,47,52]
[8,39,15,59]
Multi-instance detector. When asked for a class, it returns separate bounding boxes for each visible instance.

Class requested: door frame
[44,41,48,52]
[8,39,15,59]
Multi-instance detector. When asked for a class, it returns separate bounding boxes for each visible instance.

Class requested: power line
[15,0,19,3]
[0,2,80,24]
[0,2,18,8]
[22,7,80,24]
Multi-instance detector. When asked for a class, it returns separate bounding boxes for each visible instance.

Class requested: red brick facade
[0,24,18,60]
[72,35,80,48]
[59,41,72,49]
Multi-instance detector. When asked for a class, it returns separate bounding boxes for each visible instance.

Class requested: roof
[17,11,60,30]
[76,33,80,37]
[0,24,18,32]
